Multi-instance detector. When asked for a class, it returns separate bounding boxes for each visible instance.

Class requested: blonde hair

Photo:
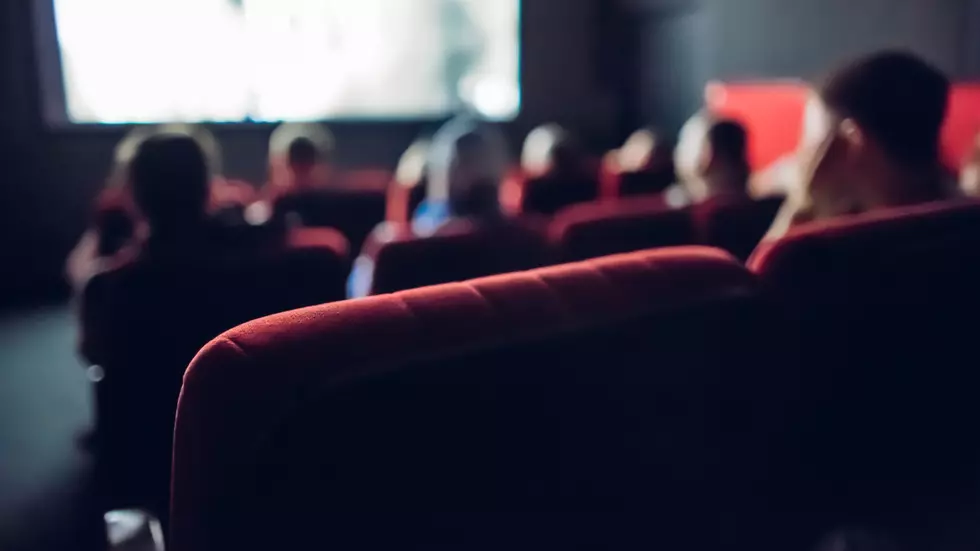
[396,139,431,187]
[521,124,567,175]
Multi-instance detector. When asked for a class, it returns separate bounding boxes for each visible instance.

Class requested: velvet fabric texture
[171,246,780,551]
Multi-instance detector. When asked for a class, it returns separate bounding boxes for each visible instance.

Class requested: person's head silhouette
[130,133,210,235]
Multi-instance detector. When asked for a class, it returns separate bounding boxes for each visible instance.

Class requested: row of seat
[169,199,980,551]
[94,162,686,260]
[361,194,781,295]
[82,193,781,519]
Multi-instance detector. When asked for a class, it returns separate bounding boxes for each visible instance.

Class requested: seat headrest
[749,200,980,276]
[181,246,751,415]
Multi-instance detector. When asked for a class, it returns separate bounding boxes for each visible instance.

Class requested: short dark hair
[448,131,501,219]
[130,133,210,226]
[706,119,748,166]
[287,137,321,167]
[818,51,950,165]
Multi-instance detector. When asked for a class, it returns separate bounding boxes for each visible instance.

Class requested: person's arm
[763,196,814,242]
[66,230,107,293]
[346,255,376,299]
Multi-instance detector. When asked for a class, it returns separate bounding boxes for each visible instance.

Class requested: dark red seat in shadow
[171,247,784,551]
[749,200,980,542]
[518,173,599,216]
[273,170,390,253]
[550,197,694,262]
[692,196,784,261]
[364,218,548,295]
[80,227,349,523]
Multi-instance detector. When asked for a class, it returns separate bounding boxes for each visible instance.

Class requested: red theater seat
[551,197,694,262]
[80,227,349,522]
[692,196,784,261]
[365,218,548,295]
[518,172,599,215]
[171,247,782,551]
[273,187,386,253]
[750,200,980,534]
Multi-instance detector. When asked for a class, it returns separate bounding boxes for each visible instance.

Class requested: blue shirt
[346,200,453,299]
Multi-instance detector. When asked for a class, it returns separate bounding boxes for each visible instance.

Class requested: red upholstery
[367,218,548,295]
[750,200,980,532]
[337,168,393,192]
[692,196,784,261]
[550,197,694,262]
[518,172,599,215]
[171,247,781,551]
[80,227,349,521]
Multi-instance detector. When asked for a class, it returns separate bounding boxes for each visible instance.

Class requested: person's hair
[705,119,750,187]
[428,117,507,220]
[159,123,222,175]
[706,119,747,164]
[269,123,335,167]
[130,133,210,227]
[522,124,582,175]
[287,137,320,167]
[818,50,950,165]
[107,126,154,188]
[448,130,502,218]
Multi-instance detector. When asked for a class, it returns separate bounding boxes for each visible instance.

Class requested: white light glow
[52,0,520,123]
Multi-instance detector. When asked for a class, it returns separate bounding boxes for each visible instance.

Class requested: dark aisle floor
[0,304,104,551]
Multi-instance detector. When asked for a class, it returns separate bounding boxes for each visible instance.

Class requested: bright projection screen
[38,0,520,124]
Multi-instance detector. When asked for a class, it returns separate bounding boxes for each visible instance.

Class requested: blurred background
[1,0,978,306]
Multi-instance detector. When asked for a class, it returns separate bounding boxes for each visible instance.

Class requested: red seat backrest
[518,172,599,216]
[171,247,782,551]
[550,197,695,262]
[692,196,784,261]
[80,227,349,520]
[273,187,386,253]
[749,200,980,528]
[368,218,548,295]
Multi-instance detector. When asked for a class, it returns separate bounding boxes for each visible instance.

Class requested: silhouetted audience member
[615,128,676,196]
[161,123,255,210]
[959,133,980,197]
[267,122,335,195]
[127,133,275,260]
[130,133,214,251]
[67,127,152,289]
[767,51,951,238]
[519,124,597,214]
[687,119,752,202]
[347,118,508,297]
[412,117,509,235]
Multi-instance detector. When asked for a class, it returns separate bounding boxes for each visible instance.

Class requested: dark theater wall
[0,0,615,306]
[707,0,978,81]
[629,0,979,134]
